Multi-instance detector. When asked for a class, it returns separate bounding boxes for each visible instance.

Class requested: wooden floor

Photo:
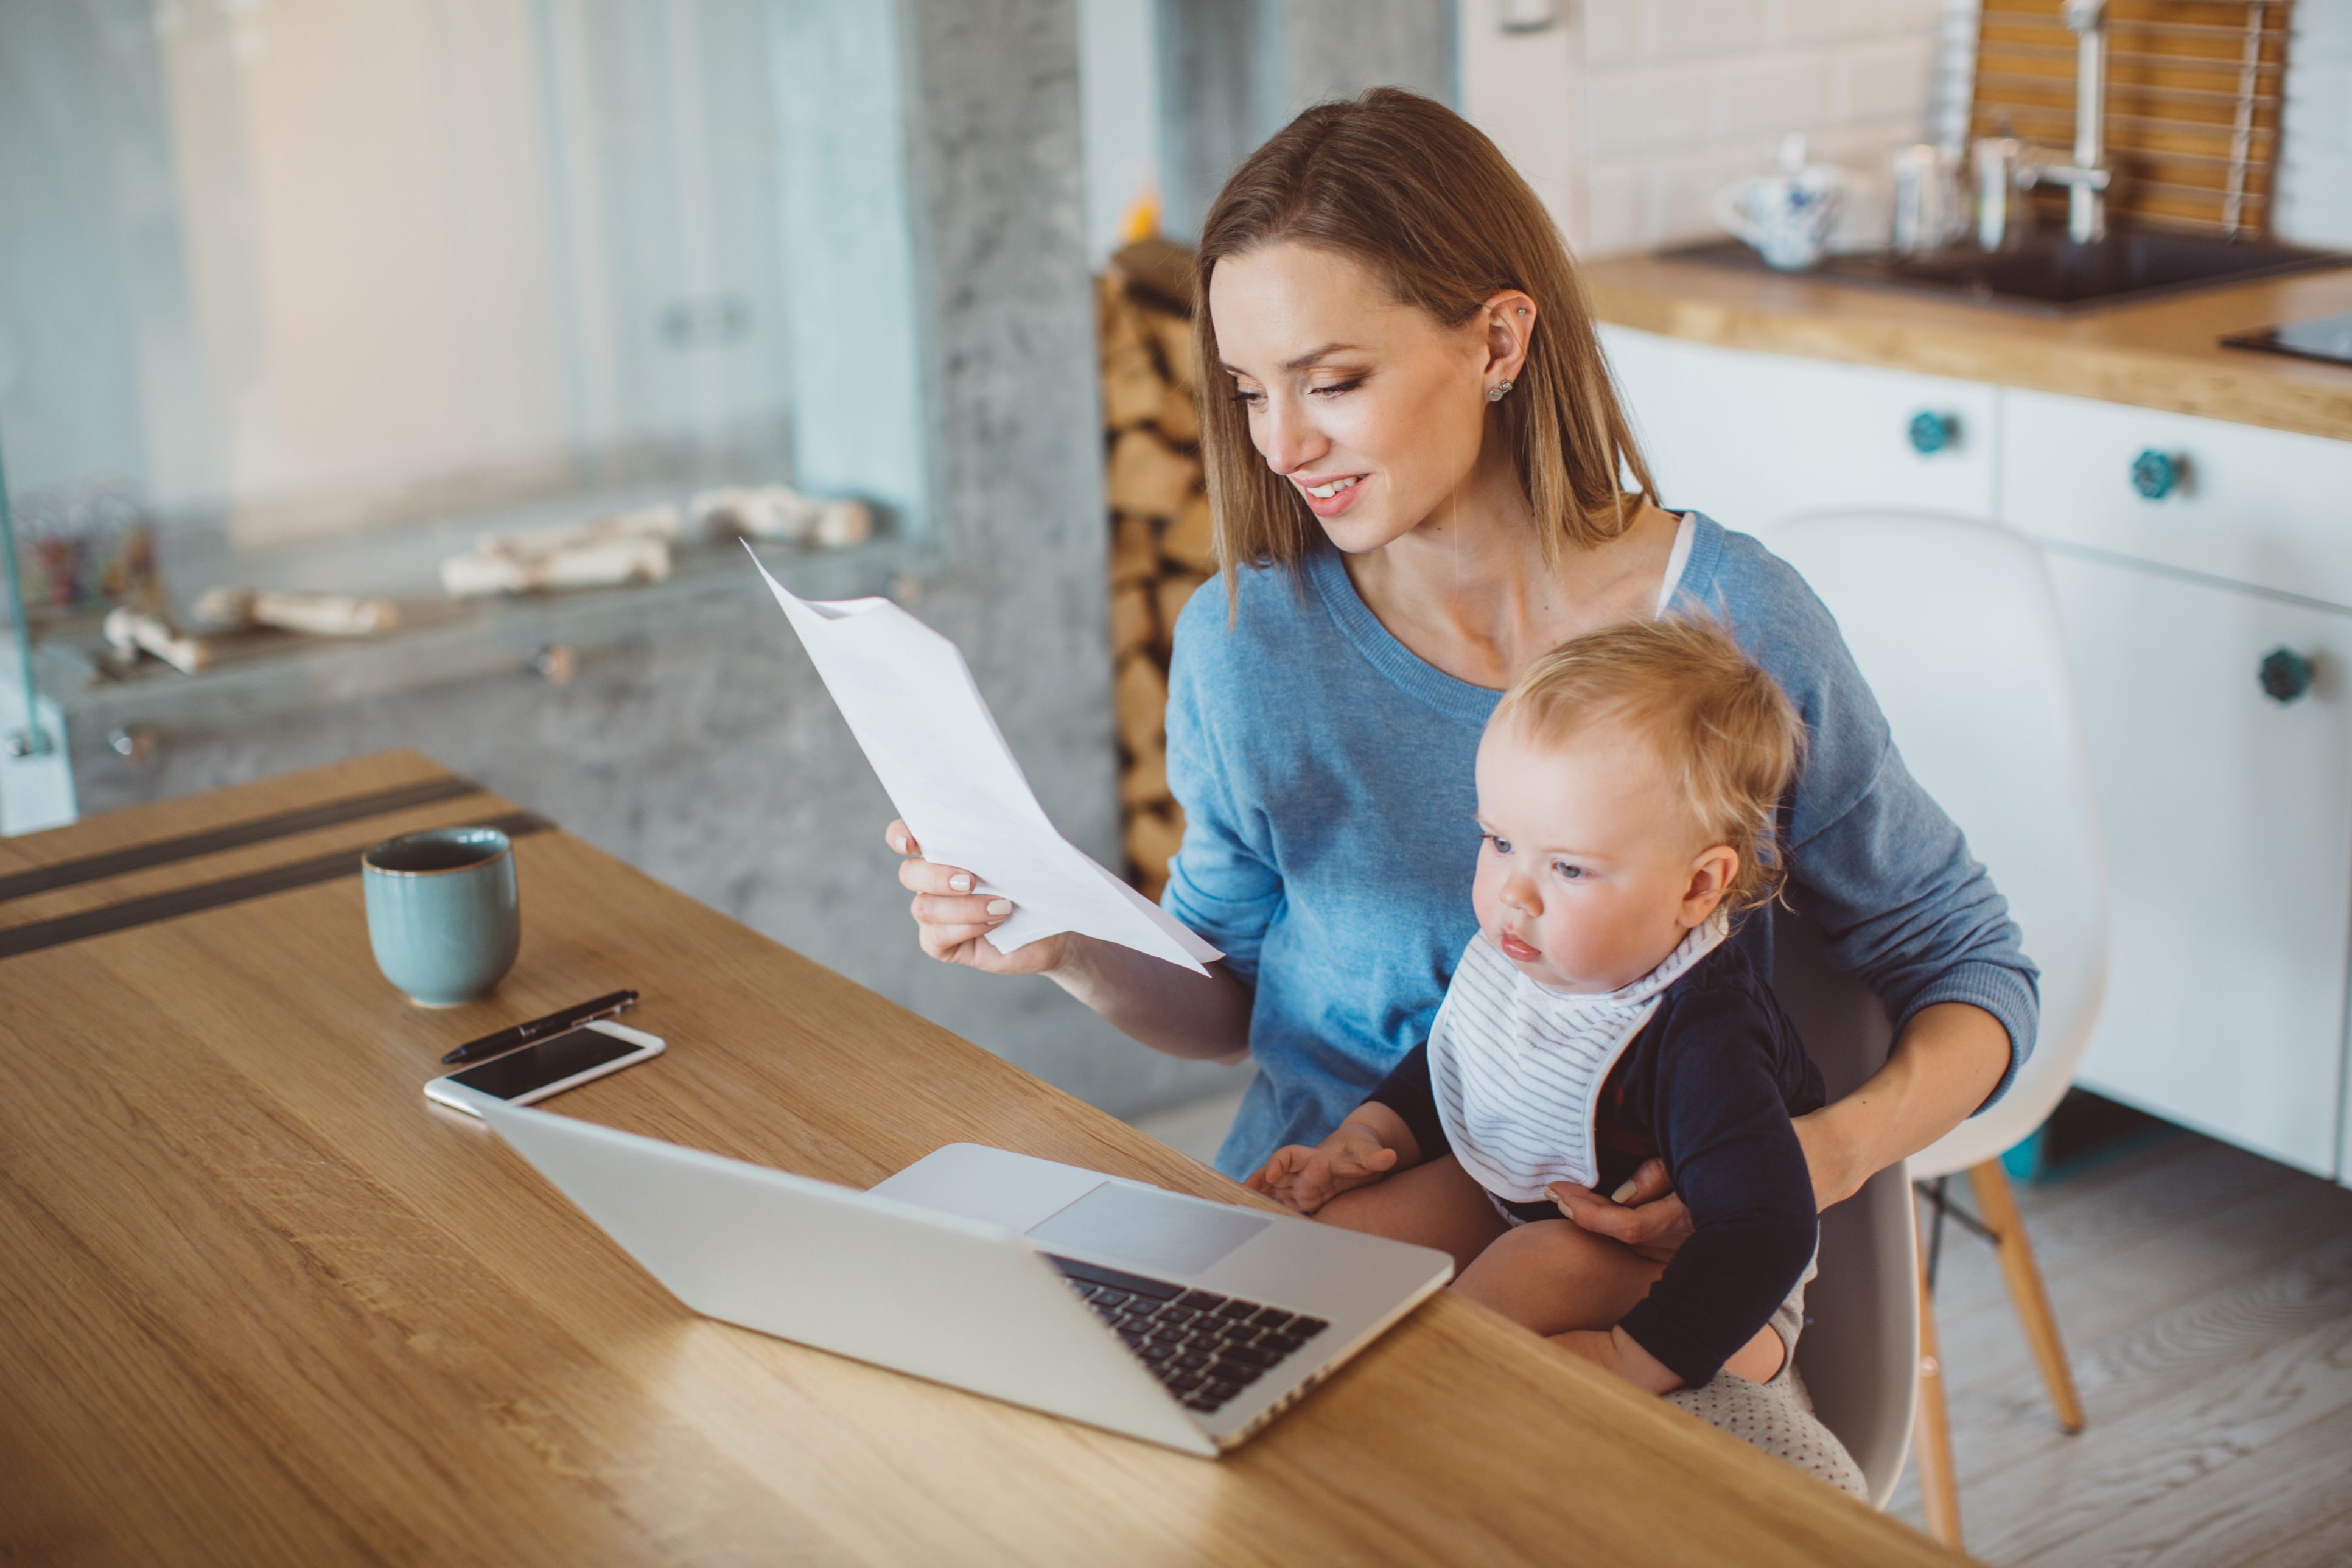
[1132,1094,2352,1567]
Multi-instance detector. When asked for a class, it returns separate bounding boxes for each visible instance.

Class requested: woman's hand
[1247,1121,1401,1213]
[1547,1160,1693,1264]
[887,820,1069,976]
[888,820,1256,1062]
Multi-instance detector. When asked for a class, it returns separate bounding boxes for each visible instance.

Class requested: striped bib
[1429,913,1729,1203]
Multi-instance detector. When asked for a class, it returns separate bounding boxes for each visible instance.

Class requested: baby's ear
[1679,845,1739,926]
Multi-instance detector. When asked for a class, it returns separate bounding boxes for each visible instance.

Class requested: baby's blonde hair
[1491,617,1805,912]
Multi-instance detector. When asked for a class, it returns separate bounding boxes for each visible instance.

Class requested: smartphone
[423,1018,664,1116]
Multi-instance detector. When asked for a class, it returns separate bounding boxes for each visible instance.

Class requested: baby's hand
[1247,1122,1399,1214]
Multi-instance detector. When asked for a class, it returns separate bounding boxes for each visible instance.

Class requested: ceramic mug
[362,826,520,1006]
[1713,169,1845,271]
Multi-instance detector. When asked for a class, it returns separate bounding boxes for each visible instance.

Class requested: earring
[1488,380,1513,402]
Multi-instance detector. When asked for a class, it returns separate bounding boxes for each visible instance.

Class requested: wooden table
[0,752,1961,1566]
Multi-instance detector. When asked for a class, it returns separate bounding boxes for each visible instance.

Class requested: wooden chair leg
[1967,1157,2087,1434]
[1914,1234,1964,1549]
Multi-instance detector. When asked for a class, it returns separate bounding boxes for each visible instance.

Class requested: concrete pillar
[768,0,1237,1113]
[1155,0,1458,240]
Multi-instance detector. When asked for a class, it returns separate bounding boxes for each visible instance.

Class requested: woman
[889,89,2035,1263]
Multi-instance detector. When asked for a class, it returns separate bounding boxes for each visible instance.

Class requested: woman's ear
[1679,845,1739,928]
[1481,289,1537,388]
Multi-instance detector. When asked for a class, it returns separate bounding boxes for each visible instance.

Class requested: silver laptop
[469,1093,1454,1455]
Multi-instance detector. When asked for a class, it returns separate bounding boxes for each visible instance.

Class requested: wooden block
[1154,572,1208,653]
[1107,430,1198,520]
[1109,236,1196,316]
[1109,584,1155,662]
[1124,803,1185,890]
[1146,310,1197,392]
[1109,515,1158,587]
[1113,654,1169,758]
[1097,273,1145,360]
[1161,494,1217,574]
[1102,343,1164,431]
[1119,740,1170,810]
[1157,379,1201,444]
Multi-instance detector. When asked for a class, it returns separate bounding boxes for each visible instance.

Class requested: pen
[440,989,639,1065]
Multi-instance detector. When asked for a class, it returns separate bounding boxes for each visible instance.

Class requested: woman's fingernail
[986,899,1013,916]
[950,873,973,893]
[1610,1181,1639,1204]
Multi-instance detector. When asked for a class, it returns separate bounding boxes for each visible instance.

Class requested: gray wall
[1156,0,1458,239]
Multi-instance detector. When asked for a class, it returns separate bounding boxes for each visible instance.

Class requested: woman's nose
[1257,394,1325,476]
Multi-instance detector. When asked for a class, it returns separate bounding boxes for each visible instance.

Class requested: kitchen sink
[1664,231,2352,315]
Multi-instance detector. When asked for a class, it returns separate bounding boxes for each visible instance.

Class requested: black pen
[441,989,640,1065]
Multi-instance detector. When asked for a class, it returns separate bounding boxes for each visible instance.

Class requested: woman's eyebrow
[1281,342,1365,371]
[1219,343,1368,378]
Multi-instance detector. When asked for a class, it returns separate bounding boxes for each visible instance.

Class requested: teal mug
[362,827,520,1006]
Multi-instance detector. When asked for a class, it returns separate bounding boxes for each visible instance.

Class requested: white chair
[1775,912,1914,1510]
[1765,509,2110,1549]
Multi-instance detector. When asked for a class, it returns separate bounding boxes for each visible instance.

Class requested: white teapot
[1713,134,1847,271]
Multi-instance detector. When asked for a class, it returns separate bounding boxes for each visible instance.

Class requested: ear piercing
[1488,380,1513,402]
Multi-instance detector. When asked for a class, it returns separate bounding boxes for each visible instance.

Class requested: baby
[1250,617,1824,1397]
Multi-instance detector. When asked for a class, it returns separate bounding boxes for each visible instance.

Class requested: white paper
[751,548,1220,973]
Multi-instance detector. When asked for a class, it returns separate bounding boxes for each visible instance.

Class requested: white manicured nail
[950,873,973,893]
[986,899,1013,915]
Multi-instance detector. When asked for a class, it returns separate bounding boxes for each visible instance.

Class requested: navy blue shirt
[1368,938,1825,1388]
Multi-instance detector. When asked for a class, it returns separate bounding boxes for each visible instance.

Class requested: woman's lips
[1499,931,1542,963]
[1295,474,1366,519]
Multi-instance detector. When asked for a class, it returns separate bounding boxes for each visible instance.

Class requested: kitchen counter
[1581,253,2352,443]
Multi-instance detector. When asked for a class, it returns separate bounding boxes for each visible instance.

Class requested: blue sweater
[1161,513,2041,1181]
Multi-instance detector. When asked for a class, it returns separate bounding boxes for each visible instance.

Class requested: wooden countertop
[1582,251,2352,443]
[0,752,1959,1567]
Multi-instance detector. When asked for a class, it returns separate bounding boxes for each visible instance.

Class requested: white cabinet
[2046,551,2352,1177]
[2004,390,2352,611]
[1606,326,2352,1181]
[1601,326,2000,531]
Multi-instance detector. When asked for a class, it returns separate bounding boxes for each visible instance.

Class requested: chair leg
[1967,1157,2087,1434]
[1914,1234,1964,1549]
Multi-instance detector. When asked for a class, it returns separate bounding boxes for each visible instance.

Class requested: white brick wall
[1469,0,2352,259]
[1466,0,1963,257]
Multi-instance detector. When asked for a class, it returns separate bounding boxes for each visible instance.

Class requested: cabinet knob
[2131,448,2184,500]
[1908,410,1959,455]
[2259,647,2315,705]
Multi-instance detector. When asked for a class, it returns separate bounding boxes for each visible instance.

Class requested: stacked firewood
[1097,237,1211,899]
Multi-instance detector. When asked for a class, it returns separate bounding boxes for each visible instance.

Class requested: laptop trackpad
[1025,1181,1272,1276]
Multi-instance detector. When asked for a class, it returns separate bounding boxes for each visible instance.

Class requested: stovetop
[2222,311,2352,368]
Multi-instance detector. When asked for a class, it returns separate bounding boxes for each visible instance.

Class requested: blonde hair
[1493,618,1805,912]
[1192,88,1656,590]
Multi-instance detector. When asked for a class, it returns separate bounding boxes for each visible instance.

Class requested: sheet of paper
[751,549,1220,973]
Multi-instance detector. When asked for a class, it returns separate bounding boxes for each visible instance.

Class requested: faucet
[1975,0,2112,248]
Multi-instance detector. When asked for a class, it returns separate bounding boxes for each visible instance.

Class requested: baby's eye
[1551,860,1584,881]
[1485,833,1512,856]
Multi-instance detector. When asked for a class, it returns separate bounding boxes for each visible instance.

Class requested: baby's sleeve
[1614,994,1819,1388]
[1362,1041,1450,1163]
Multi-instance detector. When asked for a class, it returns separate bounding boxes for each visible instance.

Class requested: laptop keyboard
[1048,1255,1329,1415]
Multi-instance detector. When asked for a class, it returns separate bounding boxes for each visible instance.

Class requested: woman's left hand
[1547,1160,1692,1264]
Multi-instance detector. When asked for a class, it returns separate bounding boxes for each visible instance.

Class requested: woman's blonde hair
[1192,88,1656,584]
[1492,617,1805,912]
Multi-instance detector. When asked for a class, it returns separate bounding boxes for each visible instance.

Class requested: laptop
[469,1093,1454,1455]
